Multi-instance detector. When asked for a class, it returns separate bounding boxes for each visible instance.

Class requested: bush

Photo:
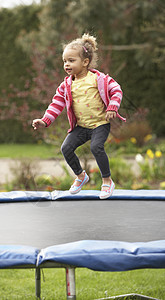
[138,150,165,181]
[112,109,152,147]
[6,158,38,190]
[110,157,135,189]
[0,120,36,143]
[90,158,135,190]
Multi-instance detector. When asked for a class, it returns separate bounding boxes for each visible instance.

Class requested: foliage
[111,108,152,147]
[35,173,73,192]
[6,158,38,190]
[160,181,165,190]
[1,138,165,191]
[89,157,135,190]
[35,165,73,191]
[68,0,165,135]
[0,5,41,91]
[138,149,165,181]
[89,168,102,190]
[0,45,64,143]
[0,4,41,142]
[0,0,165,142]
[5,159,73,191]
[0,120,36,143]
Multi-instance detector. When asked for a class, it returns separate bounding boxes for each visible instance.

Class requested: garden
[0,136,164,193]
[1,112,164,193]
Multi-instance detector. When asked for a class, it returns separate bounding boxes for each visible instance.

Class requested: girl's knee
[91,143,103,156]
[61,142,70,156]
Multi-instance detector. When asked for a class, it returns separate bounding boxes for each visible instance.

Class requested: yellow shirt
[71,71,109,129]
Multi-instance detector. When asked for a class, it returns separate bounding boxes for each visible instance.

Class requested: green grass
[0,268,165,299]
[0,140,164,160]
[0,143,60,159]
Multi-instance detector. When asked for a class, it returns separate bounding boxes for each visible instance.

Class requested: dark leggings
[61,124,111,178]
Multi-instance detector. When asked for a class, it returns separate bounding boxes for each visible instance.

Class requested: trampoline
[0,189,165,248]
[0,189,165,300]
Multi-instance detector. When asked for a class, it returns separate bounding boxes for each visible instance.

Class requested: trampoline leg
[35,267,41,299]
[66,267,76,300]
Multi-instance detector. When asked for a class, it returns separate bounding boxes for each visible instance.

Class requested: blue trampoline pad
[0,191,51,202]
[38,240,165,271]
[0,189,165,202]
[51,189,165,201]
[0,245,39,268]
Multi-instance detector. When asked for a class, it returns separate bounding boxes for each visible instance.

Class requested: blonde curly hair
[63,33,98,69]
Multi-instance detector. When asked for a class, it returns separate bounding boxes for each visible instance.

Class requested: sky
[0,0,40,8]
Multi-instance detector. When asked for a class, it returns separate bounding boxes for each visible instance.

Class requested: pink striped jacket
[42,69,126,132]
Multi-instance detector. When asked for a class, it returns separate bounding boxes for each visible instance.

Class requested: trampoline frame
[1,257,163,300]
[35,262,76,299]
[35,264,161,300]
[96,294,159,300]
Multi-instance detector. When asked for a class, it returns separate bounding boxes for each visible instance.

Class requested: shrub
[0,120,36,143]
[6,158,38,190]
[113,109,152,147]
[138,150,165,181]
[90,158,135,190]
[109,157,135,189]
[89,168,102,189]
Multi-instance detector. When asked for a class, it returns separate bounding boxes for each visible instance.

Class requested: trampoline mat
[0,200,165,248]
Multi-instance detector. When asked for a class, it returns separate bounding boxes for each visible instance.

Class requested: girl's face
[63,47,89,80]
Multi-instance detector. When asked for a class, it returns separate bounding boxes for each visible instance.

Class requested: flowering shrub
[146,149,154,159]
[90,158,135,189]
[130,137,137,144]
[112,109,152,147]
[160,182,165,190]
[89,168,102,189]
[137,149,165,183]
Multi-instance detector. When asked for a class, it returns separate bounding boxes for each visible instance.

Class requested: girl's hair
[63,33,98,68]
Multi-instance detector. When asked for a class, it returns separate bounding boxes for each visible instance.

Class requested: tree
[0,0,164,142]
[0,44,67,143]
[0,5,41,91]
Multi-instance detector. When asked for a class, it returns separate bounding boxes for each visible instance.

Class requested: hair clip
[82,46,88,53]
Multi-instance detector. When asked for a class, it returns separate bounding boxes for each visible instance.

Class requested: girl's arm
[106,77,123,113]
[32,119,46,130]
[105,111,116,121]
[105,76,126,122]
[41,81,66,127]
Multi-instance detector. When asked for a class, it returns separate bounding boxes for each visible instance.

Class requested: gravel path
[0,158,98,184]
[0,158,139,185]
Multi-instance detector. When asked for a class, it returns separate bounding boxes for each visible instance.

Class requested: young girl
[32,33,125,199]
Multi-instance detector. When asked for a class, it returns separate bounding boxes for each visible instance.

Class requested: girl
[32,33,125,199]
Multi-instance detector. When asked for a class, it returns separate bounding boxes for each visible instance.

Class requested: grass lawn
[0,268,165,299]
[0,143,60,159]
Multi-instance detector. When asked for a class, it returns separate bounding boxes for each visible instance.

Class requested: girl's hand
[105,111,117,122]
[32,119,46,130]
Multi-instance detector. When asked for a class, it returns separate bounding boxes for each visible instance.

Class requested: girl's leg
[90,124,115,198]
[90,123,111,179]
[61,126,89,176]
[91,124,115,199]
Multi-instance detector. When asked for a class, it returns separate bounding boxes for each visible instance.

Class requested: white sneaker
[69,171,89,194]
[99,179,115,199]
